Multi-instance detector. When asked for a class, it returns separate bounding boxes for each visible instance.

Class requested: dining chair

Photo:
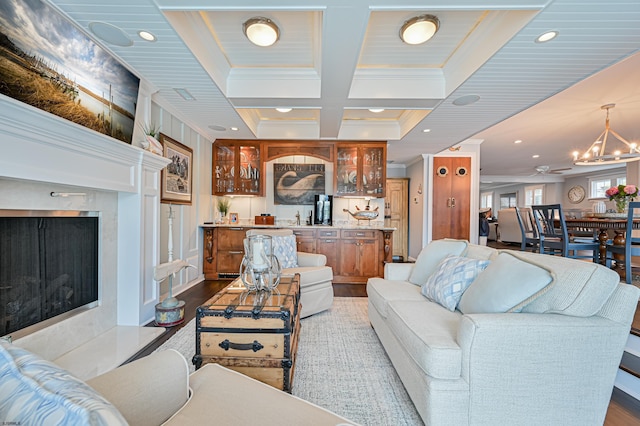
[531,204,600,262]
[514,206,539,252]
[604,201,640,284]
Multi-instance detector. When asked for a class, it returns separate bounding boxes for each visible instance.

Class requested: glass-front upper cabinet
[213,140,263,196]
[335,143,386,197]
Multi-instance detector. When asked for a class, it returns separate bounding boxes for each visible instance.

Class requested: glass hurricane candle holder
[240,235,281,291]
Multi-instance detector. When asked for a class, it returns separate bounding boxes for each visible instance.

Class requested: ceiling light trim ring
[535,30,559,43]
[400,14,440,45]
[573,104,639,166]
[138,30,157,42]
[243,17,280,47]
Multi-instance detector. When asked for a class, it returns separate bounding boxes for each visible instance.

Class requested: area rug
[154,297,423,425]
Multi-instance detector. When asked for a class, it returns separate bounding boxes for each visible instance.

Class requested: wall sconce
[50,192,86,197]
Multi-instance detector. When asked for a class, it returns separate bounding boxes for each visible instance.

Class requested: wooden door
[432,157,471,241]
[385,178,409,261]
[292,229,316,253]
[316,230,339,271]
[216,227,246,275]
[358,238,379,276]
[337,239,359,276]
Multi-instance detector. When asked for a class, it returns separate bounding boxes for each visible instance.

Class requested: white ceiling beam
[318,5,370,138]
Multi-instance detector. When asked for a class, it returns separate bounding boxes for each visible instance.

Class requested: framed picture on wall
[160,133,193,205]
[229,212,239,224]
[273,163,325,205]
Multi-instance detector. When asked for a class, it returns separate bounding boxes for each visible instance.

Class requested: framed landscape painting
[0,0,140,144]
[160,133,193,205]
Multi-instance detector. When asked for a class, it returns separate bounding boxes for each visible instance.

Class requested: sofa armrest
[297,251,326,267]
[384,262,414,280]
[456,313,631,424]
[87,349,189,426]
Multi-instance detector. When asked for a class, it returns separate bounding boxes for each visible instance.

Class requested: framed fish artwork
[273,163,325,205]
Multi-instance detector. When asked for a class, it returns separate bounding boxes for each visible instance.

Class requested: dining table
[563,215,640,271]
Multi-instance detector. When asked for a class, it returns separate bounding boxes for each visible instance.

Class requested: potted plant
[217,197,231,223]
[140,123,163,155]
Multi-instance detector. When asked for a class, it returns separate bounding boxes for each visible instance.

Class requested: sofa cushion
[386,300,463,380]
[514,250,621,316]
[166,363,355,425]
[272,234,298,268]
[458,251,555,314]
[421,255,490,311]
[408,239,469,285]
[464,244,499,261]
[0,340,127,425]
[367,277,425,318]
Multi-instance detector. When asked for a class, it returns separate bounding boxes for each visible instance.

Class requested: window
[524,185,544,206]
[500,193,517,208]
[589,174,626,198]
[480,192,493,209]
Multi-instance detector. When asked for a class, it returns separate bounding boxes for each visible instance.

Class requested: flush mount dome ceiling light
[243,17,280,47]
[400,14,440,45]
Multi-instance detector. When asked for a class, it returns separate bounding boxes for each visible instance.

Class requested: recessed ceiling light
[137,30,157,42]
[422,129,431,133]
[514,140,522,144]
[243,17,280,47]
[399,14,440,45]
[276,108,292,113]
[452,95,480,106]
[532,154,540,158]
[230,127,239,131]
[88,22,133,47]
[369,108,385,113]
[208,125,226,131]
[174,88,195,100]
[535,31,559,43]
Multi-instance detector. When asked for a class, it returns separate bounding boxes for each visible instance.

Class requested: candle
[251,239,266,268]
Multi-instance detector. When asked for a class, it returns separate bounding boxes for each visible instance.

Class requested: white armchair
[246,229,334,318]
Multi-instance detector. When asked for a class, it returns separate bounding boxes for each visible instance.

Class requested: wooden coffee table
[192,274,301,392]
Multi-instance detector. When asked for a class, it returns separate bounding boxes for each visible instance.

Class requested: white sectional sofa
[0,343,356,425]
[367,239,639,426]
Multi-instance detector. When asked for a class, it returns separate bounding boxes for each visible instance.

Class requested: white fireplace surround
[0,95,170,366]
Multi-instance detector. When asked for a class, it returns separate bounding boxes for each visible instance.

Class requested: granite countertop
[200,222,395,231]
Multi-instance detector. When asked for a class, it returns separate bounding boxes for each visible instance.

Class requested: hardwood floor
[128,278,640,425]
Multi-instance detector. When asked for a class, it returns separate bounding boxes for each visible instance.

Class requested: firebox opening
[0,210,99,339]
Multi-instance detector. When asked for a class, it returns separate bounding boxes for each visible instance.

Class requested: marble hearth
[0,95,169,379]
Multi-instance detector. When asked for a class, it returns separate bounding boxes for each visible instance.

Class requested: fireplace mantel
[0,95,170,361]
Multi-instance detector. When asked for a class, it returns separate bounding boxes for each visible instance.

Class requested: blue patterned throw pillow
[421,255,490,311]
[272,234,299,268]
[0,340,127,425]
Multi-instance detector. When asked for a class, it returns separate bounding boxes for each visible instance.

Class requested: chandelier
[573,104,639,165]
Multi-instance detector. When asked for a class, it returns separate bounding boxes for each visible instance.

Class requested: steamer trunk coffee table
[192,274,301,392]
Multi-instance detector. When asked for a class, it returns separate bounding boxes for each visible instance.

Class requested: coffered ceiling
[48,0,640,178]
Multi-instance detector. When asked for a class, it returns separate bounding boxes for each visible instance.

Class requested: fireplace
[0,210,99,339]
